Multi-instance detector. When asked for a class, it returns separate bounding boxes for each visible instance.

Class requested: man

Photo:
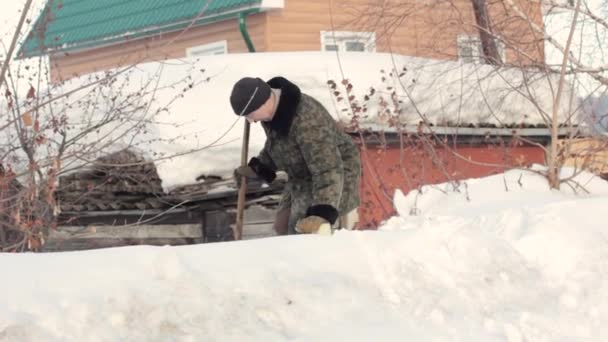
[230,76,360,235]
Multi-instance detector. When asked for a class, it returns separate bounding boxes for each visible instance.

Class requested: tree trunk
[548,0,582,189]
[471,0,502,65]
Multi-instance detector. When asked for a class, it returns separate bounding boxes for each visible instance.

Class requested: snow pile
[1,168,607,341]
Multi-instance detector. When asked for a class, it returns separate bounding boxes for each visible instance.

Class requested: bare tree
[0,1,221,252]
[330,0,608,194]
[471,0,502,65]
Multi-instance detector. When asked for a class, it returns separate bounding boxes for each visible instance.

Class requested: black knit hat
[230,77,272,116]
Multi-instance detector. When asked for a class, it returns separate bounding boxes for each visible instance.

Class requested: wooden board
[48,224,203,240]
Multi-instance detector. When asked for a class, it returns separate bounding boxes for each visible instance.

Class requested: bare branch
[0,0,34,90]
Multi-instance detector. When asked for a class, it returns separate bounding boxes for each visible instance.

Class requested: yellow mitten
[295,215,331,234]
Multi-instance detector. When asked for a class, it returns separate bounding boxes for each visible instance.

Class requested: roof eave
[356,124,573,137]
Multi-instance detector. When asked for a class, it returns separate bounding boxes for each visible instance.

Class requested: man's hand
[234,165,258,187]
[295,215,331,234]
[234,165,258,179]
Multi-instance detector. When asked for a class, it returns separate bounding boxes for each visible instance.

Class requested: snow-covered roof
[7,52,577,190]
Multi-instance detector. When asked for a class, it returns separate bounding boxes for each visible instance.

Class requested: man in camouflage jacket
[230,76,360,234]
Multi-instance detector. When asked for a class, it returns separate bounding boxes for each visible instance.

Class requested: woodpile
[57,149,165,211]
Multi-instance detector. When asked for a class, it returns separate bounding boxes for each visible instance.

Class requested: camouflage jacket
[247,77,360,229]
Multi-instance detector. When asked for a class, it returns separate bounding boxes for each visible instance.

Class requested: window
[320,31,376,52]
[457,34,506,64]
[325,44,339,51]
[458,35,482,63]
[186,40,228,57]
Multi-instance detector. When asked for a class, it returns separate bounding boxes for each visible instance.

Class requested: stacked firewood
[57,149,165,211]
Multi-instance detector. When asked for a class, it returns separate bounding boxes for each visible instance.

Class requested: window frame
[320,31,377,52]
[186,40,228,57]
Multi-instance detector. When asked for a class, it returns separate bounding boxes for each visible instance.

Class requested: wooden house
[19,0,545,82]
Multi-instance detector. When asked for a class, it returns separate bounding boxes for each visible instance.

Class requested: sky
[0,0,43,45]
[544,0,607,96]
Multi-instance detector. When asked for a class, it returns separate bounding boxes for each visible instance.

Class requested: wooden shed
[354,127,560,228]
[49,149,284,251]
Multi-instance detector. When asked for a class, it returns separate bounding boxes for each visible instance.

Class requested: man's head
[230,77,275,122]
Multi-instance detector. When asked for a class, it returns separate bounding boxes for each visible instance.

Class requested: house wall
[560,138,608,176]
[50,13,268,82]
[418,0,545,63]
[50,0,544,81]
[356,143,546,229]
[266,0,544,64]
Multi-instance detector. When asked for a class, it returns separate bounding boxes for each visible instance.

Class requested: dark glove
[233,157,277,188]
[243,157,277,182]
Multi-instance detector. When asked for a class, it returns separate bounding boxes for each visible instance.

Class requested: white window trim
[320,31,377,52]
[186,40,228,57]
[457,34,506,64]
[260,0,285,10]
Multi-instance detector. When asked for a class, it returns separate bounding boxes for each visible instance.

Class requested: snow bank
[1,168,607,341]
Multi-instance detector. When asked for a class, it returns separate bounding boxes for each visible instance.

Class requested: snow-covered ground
[1,167,607,341]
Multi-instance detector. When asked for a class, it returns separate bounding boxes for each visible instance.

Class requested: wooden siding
[266,0,417,53]
[265,0,544,63]
[560,138,608,176]
[50,12,268,82]
[49,0,545,81]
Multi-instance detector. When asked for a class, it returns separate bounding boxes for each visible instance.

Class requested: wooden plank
[203,210,234,242]
[46,205,279,251]
[58,208,204,226]
[60,208,187,217]
[560,138,608,174]
[42,237,200,252]
[242,223,276,239]
[239,205,277,224]
[49,224,203,240]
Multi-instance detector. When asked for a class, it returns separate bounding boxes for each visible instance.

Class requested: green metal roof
[19,0,263,58]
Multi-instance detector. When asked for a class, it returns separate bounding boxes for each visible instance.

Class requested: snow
[544,0,607,97]
[2,167,608,341]
[0,1,44,56]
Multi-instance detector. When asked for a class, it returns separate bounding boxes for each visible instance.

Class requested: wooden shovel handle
[234,120,250,240]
